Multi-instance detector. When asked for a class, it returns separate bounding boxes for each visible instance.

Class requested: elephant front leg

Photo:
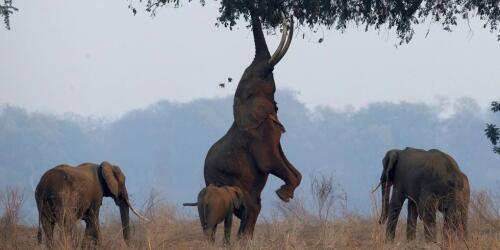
[443,204,467,242]
[386,189,405,242]
[406,200,418,241]
[275,144,302,202]
[249,120,301,202]
[40,217,55,248]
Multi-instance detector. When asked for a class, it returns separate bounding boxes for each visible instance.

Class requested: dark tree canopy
[485,101,500,154]
[0,0,17,30]
[141,0,500,43]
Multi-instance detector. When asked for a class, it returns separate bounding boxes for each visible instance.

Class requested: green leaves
[485,100,500,155]
[0,0,18,30]
[491,101,500,112]
[136,0,500,44]
[485,124,499,145]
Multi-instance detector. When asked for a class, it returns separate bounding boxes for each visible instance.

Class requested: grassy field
[1,188,499,250]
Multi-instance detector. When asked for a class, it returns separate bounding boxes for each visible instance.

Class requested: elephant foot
[275,186,294,202]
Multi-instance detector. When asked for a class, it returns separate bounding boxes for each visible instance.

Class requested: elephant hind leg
[203,224,217,243]
[59,215,78,248]
[238,199,261,238]
[406,200,418,241]
[223,211,233,246]
[40,217,55,248]
[420,199,438,242]
[83,209,101,248]
[443,210,454,243]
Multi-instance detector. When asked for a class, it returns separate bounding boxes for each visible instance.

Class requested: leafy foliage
[138,0,500,44]
[491,101,500,112]
[485,100,500,154]
[0,0,17,30]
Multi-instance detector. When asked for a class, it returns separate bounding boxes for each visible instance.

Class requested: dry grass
[0,187,25,249]
[0,185,499,250]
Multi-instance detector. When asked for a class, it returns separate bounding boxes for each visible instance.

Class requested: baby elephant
[183,185,246,245]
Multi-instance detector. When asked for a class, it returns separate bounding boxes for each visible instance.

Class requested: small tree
[0,187,24,242]
[310,172,347,223]
[0,0,17,30]
[485,100,500,154]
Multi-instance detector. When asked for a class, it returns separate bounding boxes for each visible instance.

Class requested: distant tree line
[1,93,500,221]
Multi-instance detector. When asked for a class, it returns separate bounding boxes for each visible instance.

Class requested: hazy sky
[1,0,499,117]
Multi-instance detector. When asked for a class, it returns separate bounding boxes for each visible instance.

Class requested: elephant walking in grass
[204,8,301,237]
[376,147,470,242]
[35,162,148,248]
[183,185,246,245]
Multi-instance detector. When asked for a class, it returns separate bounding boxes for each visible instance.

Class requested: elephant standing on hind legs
[376,147,470,242]
[35,162,148,248]
[204,9,301,238]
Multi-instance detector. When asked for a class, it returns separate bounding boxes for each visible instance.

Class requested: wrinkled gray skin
[379,148,470,242]
[35,162,132,248]
[204,10,301,238]
[183,185,246,245]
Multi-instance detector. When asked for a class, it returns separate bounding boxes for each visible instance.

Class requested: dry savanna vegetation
[1,178,499,250]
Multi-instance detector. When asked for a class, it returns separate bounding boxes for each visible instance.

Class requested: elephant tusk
[126,200,150,222]
[269,12,294,67]
[273,15,294,66]
[371,182,382,193]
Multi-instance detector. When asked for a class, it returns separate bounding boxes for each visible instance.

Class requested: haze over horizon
[1,91,499,223]
[1,0,499,117]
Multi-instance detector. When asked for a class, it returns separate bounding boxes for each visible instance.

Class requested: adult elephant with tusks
[35,161,148,248]
[204,9,302,237]
[374,147,470,242]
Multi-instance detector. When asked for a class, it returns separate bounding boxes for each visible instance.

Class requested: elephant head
[99,161,147,242]
[227,186,245,210]
[378,150,398,224]
[233,12,293,131]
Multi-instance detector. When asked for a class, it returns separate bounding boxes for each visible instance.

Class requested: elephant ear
[383,150,398,179]
[234,96,276,131]
[231,187,244,209]
[101,161,124,198]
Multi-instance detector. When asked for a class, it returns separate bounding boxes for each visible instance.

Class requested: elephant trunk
[119,203,130,242]
[379,181,391,224]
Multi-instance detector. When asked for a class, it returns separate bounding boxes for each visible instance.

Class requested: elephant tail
[37,215,42,244]
[182,202,198,206]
